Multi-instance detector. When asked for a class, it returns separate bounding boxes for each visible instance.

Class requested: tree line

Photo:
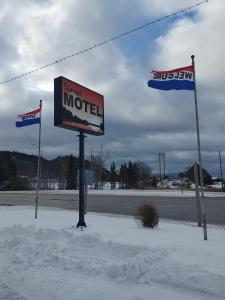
[0,151,216,191]
[109,161,156,189]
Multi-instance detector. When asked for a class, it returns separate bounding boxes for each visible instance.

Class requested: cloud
[0,0,224,175]
[147,0,225,173]
[139,0,197,17]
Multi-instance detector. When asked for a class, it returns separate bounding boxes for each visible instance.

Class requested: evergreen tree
[6,156,17,179]
[66,155,76,190]
[123,163,128,189]
[0,156,18,190]
[0,164,7,182]
[119,164,124,189]
[119,161,152,189]
[110,162,117,189]
[184,163,213,185]
[152,176,157,188]
[119,163,128,189]
[133,163,138,189]
[127,161,133,189]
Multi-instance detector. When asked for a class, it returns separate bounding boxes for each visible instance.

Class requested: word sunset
[148,65,194,91]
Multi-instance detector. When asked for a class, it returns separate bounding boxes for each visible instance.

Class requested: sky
[0,0,224,176]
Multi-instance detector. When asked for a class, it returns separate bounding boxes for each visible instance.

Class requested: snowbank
[0,206,224,300]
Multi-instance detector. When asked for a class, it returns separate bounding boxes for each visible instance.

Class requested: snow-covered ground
[0,206,225,300]
[85,189,225,197]
[1,189,225,197]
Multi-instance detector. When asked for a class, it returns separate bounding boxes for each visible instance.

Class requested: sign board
[54,76,104,135]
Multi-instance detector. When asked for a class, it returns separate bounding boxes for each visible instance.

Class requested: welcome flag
[147,65,194,91]
[16,107,41,127]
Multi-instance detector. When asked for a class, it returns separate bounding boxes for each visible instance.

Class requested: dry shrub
[136,201,159,228]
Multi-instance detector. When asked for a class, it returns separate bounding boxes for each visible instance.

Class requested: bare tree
[91,145,109,189]
[135,161,152,189]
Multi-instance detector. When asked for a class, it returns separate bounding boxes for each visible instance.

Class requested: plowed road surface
[0,191,224,225]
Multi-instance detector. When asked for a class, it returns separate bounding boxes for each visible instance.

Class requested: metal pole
[159,153,165,182]
[219,150,224,191]
[90,150,94,189]
[159,154,162,183]
[100,144,103,189]
[191,55,207,240]
[84,171,87,214]
[181,178,184,195]
[194,162,202,227]
[35,100,42,219]
[77,131,87,227]
[90,151,93,189]
[163,153,166,178]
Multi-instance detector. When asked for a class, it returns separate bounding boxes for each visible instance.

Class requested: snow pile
[1,226,161,284]
[0,207,225,300]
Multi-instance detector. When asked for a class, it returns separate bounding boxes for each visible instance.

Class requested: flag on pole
[16,108,41,127]
[147,65,194,91]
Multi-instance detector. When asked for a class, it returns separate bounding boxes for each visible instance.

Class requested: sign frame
[54,76,104,136]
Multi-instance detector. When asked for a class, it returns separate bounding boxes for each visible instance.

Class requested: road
[0,191,224,225]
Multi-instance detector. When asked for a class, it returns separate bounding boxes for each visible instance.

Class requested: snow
[2,188,224,197]
[208,183,224,190]
[85,189,225,197]
[0,206,225,300]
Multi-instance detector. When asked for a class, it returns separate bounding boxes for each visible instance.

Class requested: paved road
[0,192,224,225]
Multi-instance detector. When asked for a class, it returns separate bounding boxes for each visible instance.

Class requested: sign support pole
[77,131,87,227]
[194,162,202,227]
[191,55,207,240]
[35,100,42,219]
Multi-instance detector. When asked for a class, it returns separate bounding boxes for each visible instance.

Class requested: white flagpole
[191,55,207,240]
[35,100,42,219]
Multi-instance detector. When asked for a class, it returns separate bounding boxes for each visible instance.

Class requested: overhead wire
[0,0,208,86]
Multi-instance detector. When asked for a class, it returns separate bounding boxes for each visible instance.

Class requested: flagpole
[191,55,207,240]
[35,100,42,219]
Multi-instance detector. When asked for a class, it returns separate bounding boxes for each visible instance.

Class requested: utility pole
[219,150,224,191]
[159,153,165,184]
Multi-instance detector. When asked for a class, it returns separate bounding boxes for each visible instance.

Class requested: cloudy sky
[0,0,224,175]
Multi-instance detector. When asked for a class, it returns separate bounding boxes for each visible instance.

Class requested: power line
[0,0,208,86]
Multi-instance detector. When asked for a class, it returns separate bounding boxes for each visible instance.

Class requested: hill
[0,151,85,179]
[0,151,94,190]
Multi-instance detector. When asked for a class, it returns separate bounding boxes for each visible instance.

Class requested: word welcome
[153,71,193,80]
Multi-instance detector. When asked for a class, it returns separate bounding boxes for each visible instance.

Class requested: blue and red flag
[147,65,194,91]
[16,107,41,127]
